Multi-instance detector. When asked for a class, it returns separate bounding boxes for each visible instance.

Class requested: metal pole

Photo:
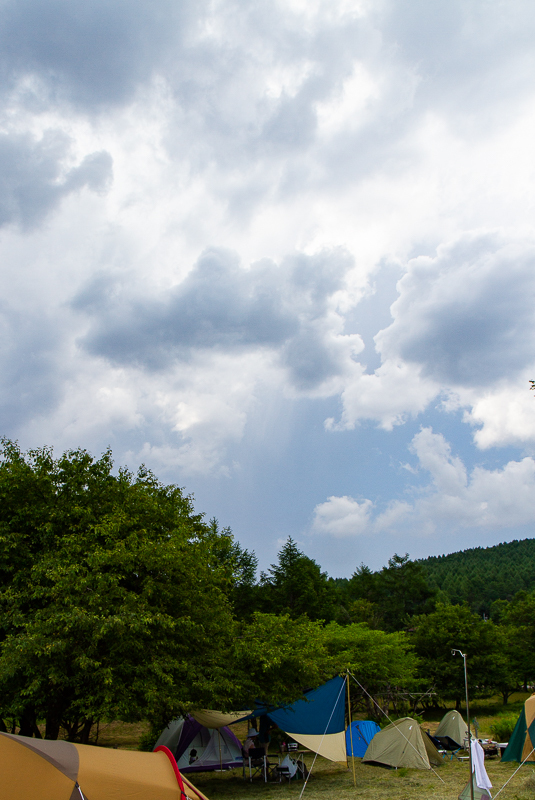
[453,649,473,800]
[346,674,356,787]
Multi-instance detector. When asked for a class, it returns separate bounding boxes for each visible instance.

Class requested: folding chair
[245,747,278,781]
[434,734,463,760]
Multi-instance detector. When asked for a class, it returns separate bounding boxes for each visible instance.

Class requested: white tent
[154,716,243,773]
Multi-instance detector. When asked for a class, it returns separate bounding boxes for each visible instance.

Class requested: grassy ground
[191,754,535,800]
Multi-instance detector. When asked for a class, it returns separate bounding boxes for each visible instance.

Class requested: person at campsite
[243,728,260,756]
[258,715,273,754]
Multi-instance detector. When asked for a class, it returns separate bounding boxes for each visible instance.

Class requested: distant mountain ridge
[418,538,535,615]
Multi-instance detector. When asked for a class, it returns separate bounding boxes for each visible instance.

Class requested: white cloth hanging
[472,740,492,793]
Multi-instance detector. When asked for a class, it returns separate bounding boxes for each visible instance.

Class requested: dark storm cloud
[0,130,112,228]
[76,247,354,386]
[377,233,535,388]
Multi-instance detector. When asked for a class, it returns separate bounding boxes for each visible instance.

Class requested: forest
[1,438,534,743]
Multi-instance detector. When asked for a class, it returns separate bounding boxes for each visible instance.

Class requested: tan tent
[0,731,209,800]
[362,717,442,770]
[502,693,535,763]
[435,710,469,747]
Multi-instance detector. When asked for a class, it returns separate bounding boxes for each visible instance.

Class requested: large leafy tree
[321,622,419,718]
[411,603,510,708]
[495,590,535,692]
[234,613,334,704]
[0,440,238,740]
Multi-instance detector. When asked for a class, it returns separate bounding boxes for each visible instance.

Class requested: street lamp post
[452,649,473,800]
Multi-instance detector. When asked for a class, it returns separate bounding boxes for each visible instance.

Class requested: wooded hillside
[418,538,535,616]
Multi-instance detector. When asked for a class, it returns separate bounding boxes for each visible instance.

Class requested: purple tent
[154,716,243,773]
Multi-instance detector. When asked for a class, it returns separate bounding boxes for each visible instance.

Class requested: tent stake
[346,673,356,787]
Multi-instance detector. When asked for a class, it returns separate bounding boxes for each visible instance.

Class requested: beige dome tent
[362,717,442,770]
[435,710,469,748]
[0,731,209,800]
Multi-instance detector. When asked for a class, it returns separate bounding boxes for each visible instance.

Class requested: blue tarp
[246,676,346,735]
[345,720,380,757]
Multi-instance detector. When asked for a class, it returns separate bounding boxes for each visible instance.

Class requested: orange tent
[0,731,209,800]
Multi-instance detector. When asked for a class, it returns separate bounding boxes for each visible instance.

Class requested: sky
[2,0,535,577]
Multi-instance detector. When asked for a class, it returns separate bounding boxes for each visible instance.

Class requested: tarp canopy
[501,694,535,763]
[0,731,209,800]
[242,676,347,763]
[362,717,443,770]
[191,710,250,728]
[154,716,243,773]
[435,710,469,748]
[346,720,381,757]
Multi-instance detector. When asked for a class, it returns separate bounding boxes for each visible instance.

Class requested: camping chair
[245,747,278,781]
[429,733,463,760]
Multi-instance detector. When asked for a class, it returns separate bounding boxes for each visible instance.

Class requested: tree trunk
[45,715,61,740]
[80,719,94,744]
[19,708,38,737]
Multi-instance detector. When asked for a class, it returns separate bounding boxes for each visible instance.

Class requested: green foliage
[496,591,535,689]
[420,538,535,615]
[489,715,518,742]
[258,538,338,621]
[234,613,334,707]
[321,622,419,717]
[411,603,513,706]
[345,554,437,631]
[0,439,238,739]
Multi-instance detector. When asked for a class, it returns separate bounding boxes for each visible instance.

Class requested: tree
[258,538,337,621]
[0,440,237,739]
[205,519,260,621]
[411,603,508,708]
[496,590,535,691]
[321,622,419,718]
[234,613,334,706]
[348,554,436,631]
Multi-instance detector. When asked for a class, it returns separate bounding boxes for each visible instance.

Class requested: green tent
[501,694,535,763]
[435,710,468,748]
[362,717,442,770]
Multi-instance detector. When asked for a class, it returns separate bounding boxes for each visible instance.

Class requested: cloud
[0,130,112,229]
[329,230,535,438]
[312,427,535,539]
[377,232,535,388]
[0,0,190,108]
[75,246,363,391]
[312,495,373,537]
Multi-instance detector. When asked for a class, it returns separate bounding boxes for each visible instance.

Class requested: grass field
[191,757,535,800]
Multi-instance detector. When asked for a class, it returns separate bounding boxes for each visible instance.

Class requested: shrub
[490,716,518,742]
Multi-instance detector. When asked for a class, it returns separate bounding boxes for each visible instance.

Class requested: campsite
[2,443,535,798]
[26,694,531,800]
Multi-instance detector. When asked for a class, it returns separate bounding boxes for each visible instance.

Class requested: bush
[489,716,517,742]
[138,729,159,751]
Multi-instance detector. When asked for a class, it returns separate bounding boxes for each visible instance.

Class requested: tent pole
[453,649,473,800]
[218,729,222,773]
[346,673,356,787]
